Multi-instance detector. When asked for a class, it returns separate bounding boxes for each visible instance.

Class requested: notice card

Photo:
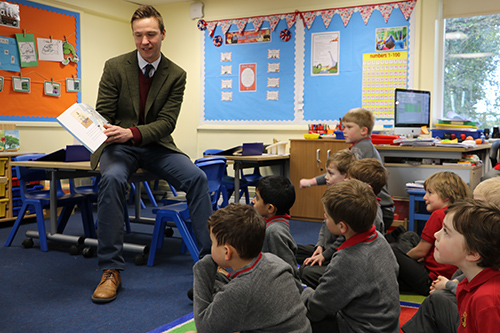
[57,103,108,153]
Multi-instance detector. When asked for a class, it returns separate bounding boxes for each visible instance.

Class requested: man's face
[132,17,165,63]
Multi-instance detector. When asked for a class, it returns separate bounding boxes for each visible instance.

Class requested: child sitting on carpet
[432,199,500,332]
[301,179,400,333]
[391,171,470,296]
[402,176,500,333]
[190,203,312,333]
[252,175,302,291]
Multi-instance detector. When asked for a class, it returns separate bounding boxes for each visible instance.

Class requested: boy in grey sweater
[192,203,311,333]
[252,175,301,291]
[301,179,400,333]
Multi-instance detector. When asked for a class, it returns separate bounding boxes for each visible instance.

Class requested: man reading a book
[89,4,212,304]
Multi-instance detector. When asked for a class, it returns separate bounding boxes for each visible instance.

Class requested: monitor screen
[394,88,431,128]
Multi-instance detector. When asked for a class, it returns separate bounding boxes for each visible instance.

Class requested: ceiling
[124,0,191,5]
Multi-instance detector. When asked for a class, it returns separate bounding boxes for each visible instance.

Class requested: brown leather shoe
[91,269,121,303]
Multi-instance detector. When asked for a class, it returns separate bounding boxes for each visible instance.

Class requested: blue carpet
[0,205,321,332]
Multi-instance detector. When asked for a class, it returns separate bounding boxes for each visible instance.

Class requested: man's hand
[103,124,133,143]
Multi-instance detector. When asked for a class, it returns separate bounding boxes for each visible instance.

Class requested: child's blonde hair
[326,148,357,175]
[342,108,376,135]
[424,171,470,204]
[473,177,500,206]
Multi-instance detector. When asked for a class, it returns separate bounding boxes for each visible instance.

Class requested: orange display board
[0,0,80,121]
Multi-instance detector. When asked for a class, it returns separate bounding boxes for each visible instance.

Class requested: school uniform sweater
[262,215,302,291]
[193,253,312,333]
[301,225,400,332]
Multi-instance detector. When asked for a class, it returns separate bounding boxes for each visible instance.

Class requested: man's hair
[207,203,265,260]
[424,171,470,204]
[321,179,377,233]
[342,108,376,135]
[347,158,387,195]
[446,199,500,269]
[473,177,500,205]
[326,148,357,175]
[131,5,165,32]
[256,175,296,215]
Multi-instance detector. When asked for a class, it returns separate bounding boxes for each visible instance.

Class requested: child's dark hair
[446,199,500,269]
[131,5,165,32]
[326,148,357,175]
[347,158,387,195]
[424,171,470,204]
[256,176,296,215]
[207,203,265,260]
[321,179,377,233]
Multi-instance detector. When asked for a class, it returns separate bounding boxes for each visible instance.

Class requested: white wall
[19,0,439,159]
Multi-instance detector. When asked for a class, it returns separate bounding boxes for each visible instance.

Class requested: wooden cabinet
[289,139,350,221]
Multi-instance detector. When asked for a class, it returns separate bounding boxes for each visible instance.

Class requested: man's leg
[92,145,139,303]
[144,148,212,257]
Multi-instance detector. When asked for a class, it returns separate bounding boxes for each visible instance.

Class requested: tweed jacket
[91,51,186,170]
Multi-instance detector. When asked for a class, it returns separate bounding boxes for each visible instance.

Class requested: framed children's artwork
[44,80,61,97]
[66,78,81,92]
[12,76,31,93]
[0,77,3,92]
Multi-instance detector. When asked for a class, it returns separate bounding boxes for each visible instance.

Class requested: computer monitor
[394,88,431,137]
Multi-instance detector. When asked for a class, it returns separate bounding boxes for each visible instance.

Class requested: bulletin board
[0,0,80,122]
[200,0,416,127]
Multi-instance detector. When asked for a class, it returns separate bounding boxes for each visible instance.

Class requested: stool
[407,189,431,233]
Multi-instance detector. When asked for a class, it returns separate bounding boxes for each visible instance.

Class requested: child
[296,148,357,267]
[301,179,400,333]
[392,171,470,295]
[402,176,500,333]
[300,156,389,289]
[252,175,302,290]
[434,199,500,332]
[192,203,312,333]
[300,108,394,231]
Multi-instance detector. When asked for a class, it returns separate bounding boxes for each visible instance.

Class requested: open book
[57,103,108,153]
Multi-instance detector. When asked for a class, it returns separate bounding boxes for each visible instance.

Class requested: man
[90,5,212,304]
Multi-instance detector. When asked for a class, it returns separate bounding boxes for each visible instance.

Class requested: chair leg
[4,202,30,247]
[124,204,131,234]
[147,214,167,267]
[56,204,76,234]
[129,183,146,209]
[34,203,48,252]
[173,214,199,263]
[142,181,158,207]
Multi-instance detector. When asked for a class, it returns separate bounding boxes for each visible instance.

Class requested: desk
[376,144,491,197]
[10,160,155,254]
[213,154,290,202]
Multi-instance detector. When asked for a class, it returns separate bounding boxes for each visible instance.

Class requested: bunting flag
[302,11,317,29]
[378,4,394,23]
[398,0,416,20]
[336,7,354,27]
[319,9,335,29]
[359,5,376,25]
[200,1,416,34]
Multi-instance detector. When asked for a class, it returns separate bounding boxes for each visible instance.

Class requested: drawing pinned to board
[44,80,61,97]
[0,36,20,72]
[66,78,81,92]
[37,38,64,62]
[311,31,339,76]
[221,52,231,62]
[4,130,20,151]
[15,33,38,67]
[268,49,280,59]
[376,26,407,51]
[240,63,256,92]
[0,77,3,92]
[0,2,20,28]
[221,79,232,89]
[62,40,79,65]
[12,76,30,93]
[221,91,232,101]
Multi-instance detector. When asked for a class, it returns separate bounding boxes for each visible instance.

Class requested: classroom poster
[0,36,21,72]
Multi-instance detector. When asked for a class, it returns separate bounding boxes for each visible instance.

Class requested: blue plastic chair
[203,149,250,206]
[128,181,158,208]
[147,156,227,266]
[4,154,95,252]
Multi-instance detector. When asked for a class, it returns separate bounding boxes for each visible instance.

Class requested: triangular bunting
[398,0,416,20]
[302,11,316,29]
[207,22,217,37]
[235,19,247,33]
[219,20,232,35]
[320,9,335,29]
[267,15,281,31]
[284,13,297,29]
[359,5,375,25]
[378,4,394,23]
[336,7,354,27]
[250,17,264,31]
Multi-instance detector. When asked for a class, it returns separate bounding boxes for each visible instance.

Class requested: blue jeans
[97,144,212,270]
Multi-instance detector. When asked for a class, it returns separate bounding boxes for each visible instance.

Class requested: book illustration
[72,109,93,129]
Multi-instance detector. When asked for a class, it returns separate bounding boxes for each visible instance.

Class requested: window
[443,14,500,129]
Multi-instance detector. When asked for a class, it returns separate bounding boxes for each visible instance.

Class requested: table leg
[234,162,240,202]
[49,170,58,235]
